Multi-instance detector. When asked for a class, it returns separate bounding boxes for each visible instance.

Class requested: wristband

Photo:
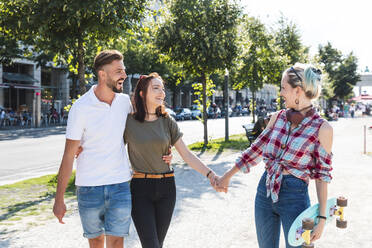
[317,215,327,220]
[206,170,212,178]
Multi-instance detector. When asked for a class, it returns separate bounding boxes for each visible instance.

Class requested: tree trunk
[77,36,86,95]
[172,87,177,109]
[252,90,256,123]
[72,74,78,99]
[202,73,208,146]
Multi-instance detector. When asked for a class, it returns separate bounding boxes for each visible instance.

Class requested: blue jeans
[77,181,132,239]
[255,171,310,248]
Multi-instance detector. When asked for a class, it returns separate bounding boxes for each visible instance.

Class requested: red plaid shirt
[235,110,333,202]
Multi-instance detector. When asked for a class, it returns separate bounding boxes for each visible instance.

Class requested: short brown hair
[93,50,123,75]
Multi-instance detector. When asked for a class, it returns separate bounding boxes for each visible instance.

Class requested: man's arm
[53,139,80,224]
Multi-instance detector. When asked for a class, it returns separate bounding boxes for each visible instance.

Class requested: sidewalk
[1,117,372,247]
[0,126,66,141]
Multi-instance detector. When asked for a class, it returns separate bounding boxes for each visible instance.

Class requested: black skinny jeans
[130,177,176,248]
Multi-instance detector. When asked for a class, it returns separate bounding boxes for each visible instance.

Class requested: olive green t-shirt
[124,114,183,173]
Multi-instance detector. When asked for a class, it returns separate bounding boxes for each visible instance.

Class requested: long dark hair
[133,72,168,122]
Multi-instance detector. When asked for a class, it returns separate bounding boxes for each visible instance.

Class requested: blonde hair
[284,63,322,100]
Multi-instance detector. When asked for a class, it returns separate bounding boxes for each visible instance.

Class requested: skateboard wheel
[302,218,314,230]
[337,196,348,207]
[302,243,315,248]
[336,218,347,228]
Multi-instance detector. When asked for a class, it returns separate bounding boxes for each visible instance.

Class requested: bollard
[364,125,366,154]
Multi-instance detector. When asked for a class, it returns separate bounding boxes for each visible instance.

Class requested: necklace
[147,112,157,115]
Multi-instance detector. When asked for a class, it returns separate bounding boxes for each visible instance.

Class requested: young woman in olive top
[124,73,218,248]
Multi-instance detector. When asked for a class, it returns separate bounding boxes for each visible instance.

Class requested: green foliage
[233,16,286,121]
[156,0,241,75]
[0,0,147,94]
[318,42,342,76]
[318,42,360,101]
[332,53,360,100]
[156,0,241,145]
[48,171,76,193]
[0,173,76,224]
[192,78,215,121]
[274,15,309,65]
[188,134,249,152]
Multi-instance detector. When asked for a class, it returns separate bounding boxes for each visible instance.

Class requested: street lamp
[224,68,229,142]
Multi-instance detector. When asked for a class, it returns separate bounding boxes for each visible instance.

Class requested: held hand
[208,173,226,193]
[208,172,218,187]
[75,146,83,158]
[53,200,67,224]
[162,146,173,165]
[310,219,326,242]
[216,173,230,193]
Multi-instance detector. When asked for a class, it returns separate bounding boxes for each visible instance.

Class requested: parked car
[165,108,176,119]
[190,105,202,119]
[175,108,192,121]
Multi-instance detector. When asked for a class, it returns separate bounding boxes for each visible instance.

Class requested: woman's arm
[311,121,333,242]
[217,111,280,191]
[173,138,220,189]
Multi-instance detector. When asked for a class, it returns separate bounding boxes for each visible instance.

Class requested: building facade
[0,59,69,127]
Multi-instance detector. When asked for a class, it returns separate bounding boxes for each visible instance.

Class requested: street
[0,116,253,185]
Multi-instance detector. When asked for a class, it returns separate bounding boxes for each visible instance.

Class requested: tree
[234,16,284,122]
[0,0,147,94]
[318,42,342,77]
[318,42,360,101]
[274,15,309,65]
[111,16,190,108]
[156,0,241,145]
[0,30,23,65]
[332,53,360,101]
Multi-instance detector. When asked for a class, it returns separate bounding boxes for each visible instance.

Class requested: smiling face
[145,78,165,109]
[101,59,127,93]
[280,73,299,109]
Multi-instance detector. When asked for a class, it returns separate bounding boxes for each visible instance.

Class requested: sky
[241,0,372,73]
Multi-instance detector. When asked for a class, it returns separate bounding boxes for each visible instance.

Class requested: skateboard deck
[288,198,337,246]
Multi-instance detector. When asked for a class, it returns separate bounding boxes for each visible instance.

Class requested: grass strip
[188,133,250,152]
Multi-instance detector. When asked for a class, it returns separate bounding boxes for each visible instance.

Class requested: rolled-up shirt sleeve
[235,127,272,173]
[310,141,333,182]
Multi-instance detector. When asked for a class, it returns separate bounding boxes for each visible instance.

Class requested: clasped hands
[207,171,231,193]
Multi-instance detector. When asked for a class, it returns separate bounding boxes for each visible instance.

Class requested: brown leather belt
[132,171,174,179]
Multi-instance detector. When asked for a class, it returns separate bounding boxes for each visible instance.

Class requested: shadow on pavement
[0,127,66,141]
[172,158,243,216]
[0,194,53,223]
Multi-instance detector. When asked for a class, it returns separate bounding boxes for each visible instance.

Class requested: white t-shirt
[66,85,132,186]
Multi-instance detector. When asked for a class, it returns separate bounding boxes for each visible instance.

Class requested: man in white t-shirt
[53,50,133,248]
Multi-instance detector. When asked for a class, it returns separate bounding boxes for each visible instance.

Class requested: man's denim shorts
[76,181,132,239]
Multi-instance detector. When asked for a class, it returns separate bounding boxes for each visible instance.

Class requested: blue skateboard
[288,196,348,247]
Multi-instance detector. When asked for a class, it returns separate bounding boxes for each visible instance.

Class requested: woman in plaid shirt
[218,63,333,248]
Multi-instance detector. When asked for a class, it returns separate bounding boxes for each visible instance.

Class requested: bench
[242,123,256,144]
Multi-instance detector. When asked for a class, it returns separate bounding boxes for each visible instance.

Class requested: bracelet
[317,215,327,220]
[206,170,212,178]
